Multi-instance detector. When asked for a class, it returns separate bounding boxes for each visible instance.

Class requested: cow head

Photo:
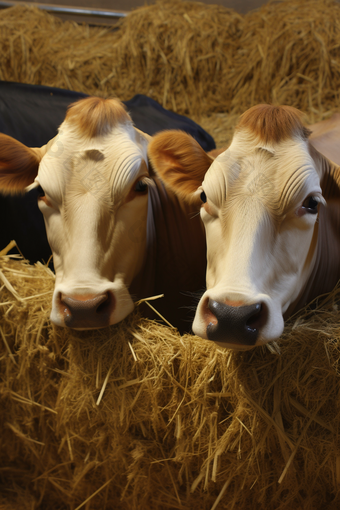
[0,97,151,329]
[149,105,340,349]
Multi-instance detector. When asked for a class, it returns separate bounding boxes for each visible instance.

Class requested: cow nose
[60,292,115,329]
[206,299,266,346]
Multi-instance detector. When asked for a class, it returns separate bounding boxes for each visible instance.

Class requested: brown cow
[149,105,340,349]
[0,96,209,332]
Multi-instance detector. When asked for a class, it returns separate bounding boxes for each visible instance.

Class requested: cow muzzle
[60,291,115,329]
[204,298,268,347]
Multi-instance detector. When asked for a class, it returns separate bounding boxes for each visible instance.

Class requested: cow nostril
[206,299,267,346]
[203,296,218,326]
[59,291,116,328]
[245,302,267,332]
[96,292,114,314]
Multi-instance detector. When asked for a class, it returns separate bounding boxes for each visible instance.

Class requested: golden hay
[1,0,340,141]
[0,0,243,119]
[229,0,340,123]
[1,253,340,510]
[1,1,340,507]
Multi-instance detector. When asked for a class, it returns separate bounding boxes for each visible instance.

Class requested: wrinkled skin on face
[0,98,212,332]
[149,105,340,349]
[194,139,324,348]
[0,97,152,329]
[37,124,150,329]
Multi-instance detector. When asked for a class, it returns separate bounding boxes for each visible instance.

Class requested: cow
[148,104,340,349]
[0,96,210,332]
[0,82,216,266]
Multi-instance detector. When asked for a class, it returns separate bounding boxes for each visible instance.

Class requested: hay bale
[1,2,340,504]
[229,0,340,123]
[1,0,340,130]
[1,253,340,509]
[0,1,243,118]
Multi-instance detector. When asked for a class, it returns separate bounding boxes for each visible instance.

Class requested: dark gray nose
[61,292,115,329]
[206,299,266,346]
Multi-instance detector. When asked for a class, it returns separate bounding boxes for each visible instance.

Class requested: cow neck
[150,176,206,291]
[128,187,157,303]
[131,176,207,332]
[285,201,340,317]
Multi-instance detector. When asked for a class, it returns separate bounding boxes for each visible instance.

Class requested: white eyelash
[141,176,156,188]
[311,195,327,207]
[194,186,204,198]
[317,195,327,207]
[25,180,40,192]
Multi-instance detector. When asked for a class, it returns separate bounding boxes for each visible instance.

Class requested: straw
[1,252,340,509]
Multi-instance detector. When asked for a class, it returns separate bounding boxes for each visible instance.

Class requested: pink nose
[60,292,115,329]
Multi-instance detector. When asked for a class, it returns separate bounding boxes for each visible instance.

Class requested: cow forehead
[37,122,148,204]
[203,134,321,211]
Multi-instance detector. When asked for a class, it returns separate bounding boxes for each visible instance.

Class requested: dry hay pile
[1,0,340,146]
[1,251,340,510]
[1,1,340,508]
[0,1,243,119]
[229,0,340,122]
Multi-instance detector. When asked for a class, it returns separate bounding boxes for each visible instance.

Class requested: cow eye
[134,180,148,193]
[36,185,54,208]
[302,196,319,214]
[200,191,207,203]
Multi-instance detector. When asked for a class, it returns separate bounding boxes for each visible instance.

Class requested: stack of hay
[1,0,340,508]
[0,0,340,145]
[0,252,340,510]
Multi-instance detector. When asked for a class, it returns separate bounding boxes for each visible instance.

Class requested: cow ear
[134,127,152,159]
[148,130,213,202]
[322,163,340,202]
[0,134,47,194]
[309,142,340,201]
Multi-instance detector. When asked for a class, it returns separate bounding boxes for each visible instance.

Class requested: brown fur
[148,130,213,202]
[65,96,131,138]
[309,143,340,201]
[0,134,41,194]
[237,104,312,144]
[283,145,340,317]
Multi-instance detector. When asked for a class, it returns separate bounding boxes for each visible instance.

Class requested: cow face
[194,137,325,349]
[149,105,339,349]
[0,97,151,329]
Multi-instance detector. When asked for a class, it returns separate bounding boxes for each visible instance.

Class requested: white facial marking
[194,132,324,348]
[36,120,150,329]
